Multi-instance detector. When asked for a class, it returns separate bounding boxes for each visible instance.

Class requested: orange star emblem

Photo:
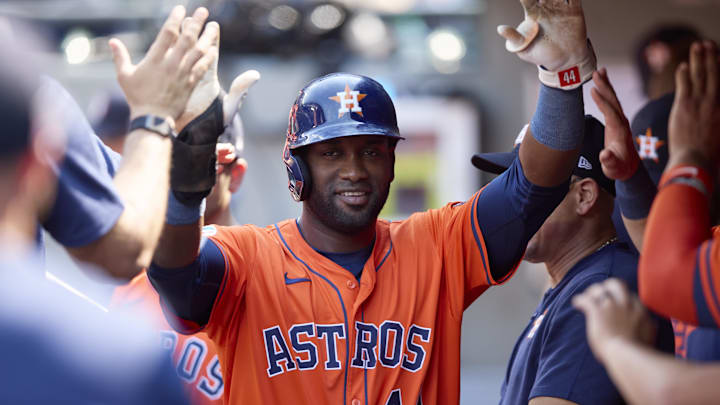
[635,128,665,163]
[329,84,367,118]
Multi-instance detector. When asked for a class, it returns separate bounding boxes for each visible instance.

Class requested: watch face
[130,115,175,138]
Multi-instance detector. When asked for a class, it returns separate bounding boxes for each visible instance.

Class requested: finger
[179,21,219,75]
[188,46,216,86]
[497,25,526,50]
[592,68,624,114]
[572,293,595,314]
[108,38,132,77]
[147,5,186,61]
[224,70,261,124]
[604,278,630,308]
[599,149,621,176]
[690,41,705,98]
[591,87,622,126]
[675,62,691,101]
[704,41,718,103]
[168,9,209,65]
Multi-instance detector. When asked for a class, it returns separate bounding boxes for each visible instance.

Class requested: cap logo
[578,156,592,170]
[636,128,664,163]
[329,84,367,118]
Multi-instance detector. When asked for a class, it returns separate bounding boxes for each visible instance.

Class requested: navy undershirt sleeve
[147,238,226,327]
[476,158,568,281]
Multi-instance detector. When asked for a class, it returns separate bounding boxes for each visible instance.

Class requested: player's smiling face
[302,135,395,233]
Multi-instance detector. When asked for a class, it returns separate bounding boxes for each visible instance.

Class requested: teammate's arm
[591,68,655,250]
[476,0,593,281]
[574,278,720,405]
[639,41,720,327]
[64,7,217,279]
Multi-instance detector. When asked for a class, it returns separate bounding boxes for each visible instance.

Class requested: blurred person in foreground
[573,41,720,404]
[111,114,249,404]
[473,118,673,405]
[0,37,189,405]
[34,5,221,281]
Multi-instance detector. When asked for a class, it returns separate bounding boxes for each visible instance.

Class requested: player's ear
[228,158,247,193]
[575,178,599,216]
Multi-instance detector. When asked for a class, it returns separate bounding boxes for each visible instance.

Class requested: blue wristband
[616,164,657,220]
[166,191,206,225]
[529,84,584,151]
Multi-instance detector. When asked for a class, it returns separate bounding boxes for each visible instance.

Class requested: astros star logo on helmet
[329,84,367,118]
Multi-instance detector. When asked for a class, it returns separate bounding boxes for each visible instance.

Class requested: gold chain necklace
[595,236,619,253]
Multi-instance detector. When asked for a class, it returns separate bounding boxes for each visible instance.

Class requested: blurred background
[2,0,718,402]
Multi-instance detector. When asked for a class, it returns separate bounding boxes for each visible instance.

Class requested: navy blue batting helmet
[283,73,404,201]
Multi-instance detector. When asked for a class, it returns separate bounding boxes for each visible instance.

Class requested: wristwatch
[129,115,176,138]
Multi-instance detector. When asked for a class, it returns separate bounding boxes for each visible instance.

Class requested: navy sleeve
[40,78,125,247]
[476,158,568,280]
[531,279,623,404]
[147,238,226,330]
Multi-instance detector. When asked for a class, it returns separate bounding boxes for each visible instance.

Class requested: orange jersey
[111,272,224,405]
[173,190,515,405]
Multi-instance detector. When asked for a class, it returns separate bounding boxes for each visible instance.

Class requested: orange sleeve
[639,181,713,326]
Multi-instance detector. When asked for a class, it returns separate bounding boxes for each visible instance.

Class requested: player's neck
[544,224,617,287]
[297,213,376,253]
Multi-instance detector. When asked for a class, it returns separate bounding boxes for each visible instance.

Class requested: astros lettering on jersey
[167,190,512,405]
[111,273,225,404]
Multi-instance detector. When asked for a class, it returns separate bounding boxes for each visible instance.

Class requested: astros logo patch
[329,84,367,118]
[636,128,665,163]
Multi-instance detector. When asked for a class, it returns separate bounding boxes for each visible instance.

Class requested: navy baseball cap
[472,115,615,196]
[630,92,672,186]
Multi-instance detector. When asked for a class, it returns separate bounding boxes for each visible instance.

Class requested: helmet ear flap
[284,143,312,202]
[293,153,311,201]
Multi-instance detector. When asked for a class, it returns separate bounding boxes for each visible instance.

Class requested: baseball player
[148,1,597,403]
[473,118,674,404]
[111,117,249,405]
[592,41,720,329]
[0,32,189,405]
[35,5,218,280]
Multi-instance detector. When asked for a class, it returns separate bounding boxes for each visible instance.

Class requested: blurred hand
[591,68,641,181]
[497,0,588,71]
[667,40,720,170]
[110,6,217,123]
[174,18,260,132]
[573,278,656,364]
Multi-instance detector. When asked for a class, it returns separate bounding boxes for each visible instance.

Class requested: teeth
[341,192,365,196]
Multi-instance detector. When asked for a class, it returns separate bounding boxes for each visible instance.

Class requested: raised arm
[65,6,217,279]
[476,0,593,280]
[639,41,720,326]
[591,68,656,250]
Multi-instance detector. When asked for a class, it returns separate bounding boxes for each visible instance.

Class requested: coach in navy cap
[472,115,674,405]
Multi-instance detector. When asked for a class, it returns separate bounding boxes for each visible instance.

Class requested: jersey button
[352,399,361,405]
[346,280,357,289]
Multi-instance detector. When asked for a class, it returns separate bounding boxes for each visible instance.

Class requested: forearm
[520,85,583,187]
[601,338,720,405]
[153,220,204,269]
[639,166,712,323]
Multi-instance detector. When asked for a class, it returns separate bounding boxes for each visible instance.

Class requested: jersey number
[385,389,422,405]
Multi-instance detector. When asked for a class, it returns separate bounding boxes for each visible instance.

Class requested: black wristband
[129,115,176,138]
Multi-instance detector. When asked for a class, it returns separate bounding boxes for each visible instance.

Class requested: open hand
[497,0,588,71]
[110,6,218,123]
[667,41,720,170]
[591,68,641,181]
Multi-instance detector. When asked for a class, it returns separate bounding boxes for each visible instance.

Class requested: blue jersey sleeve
[39,78,124,247]
[476,158,568,280]
[530,277,622,404]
